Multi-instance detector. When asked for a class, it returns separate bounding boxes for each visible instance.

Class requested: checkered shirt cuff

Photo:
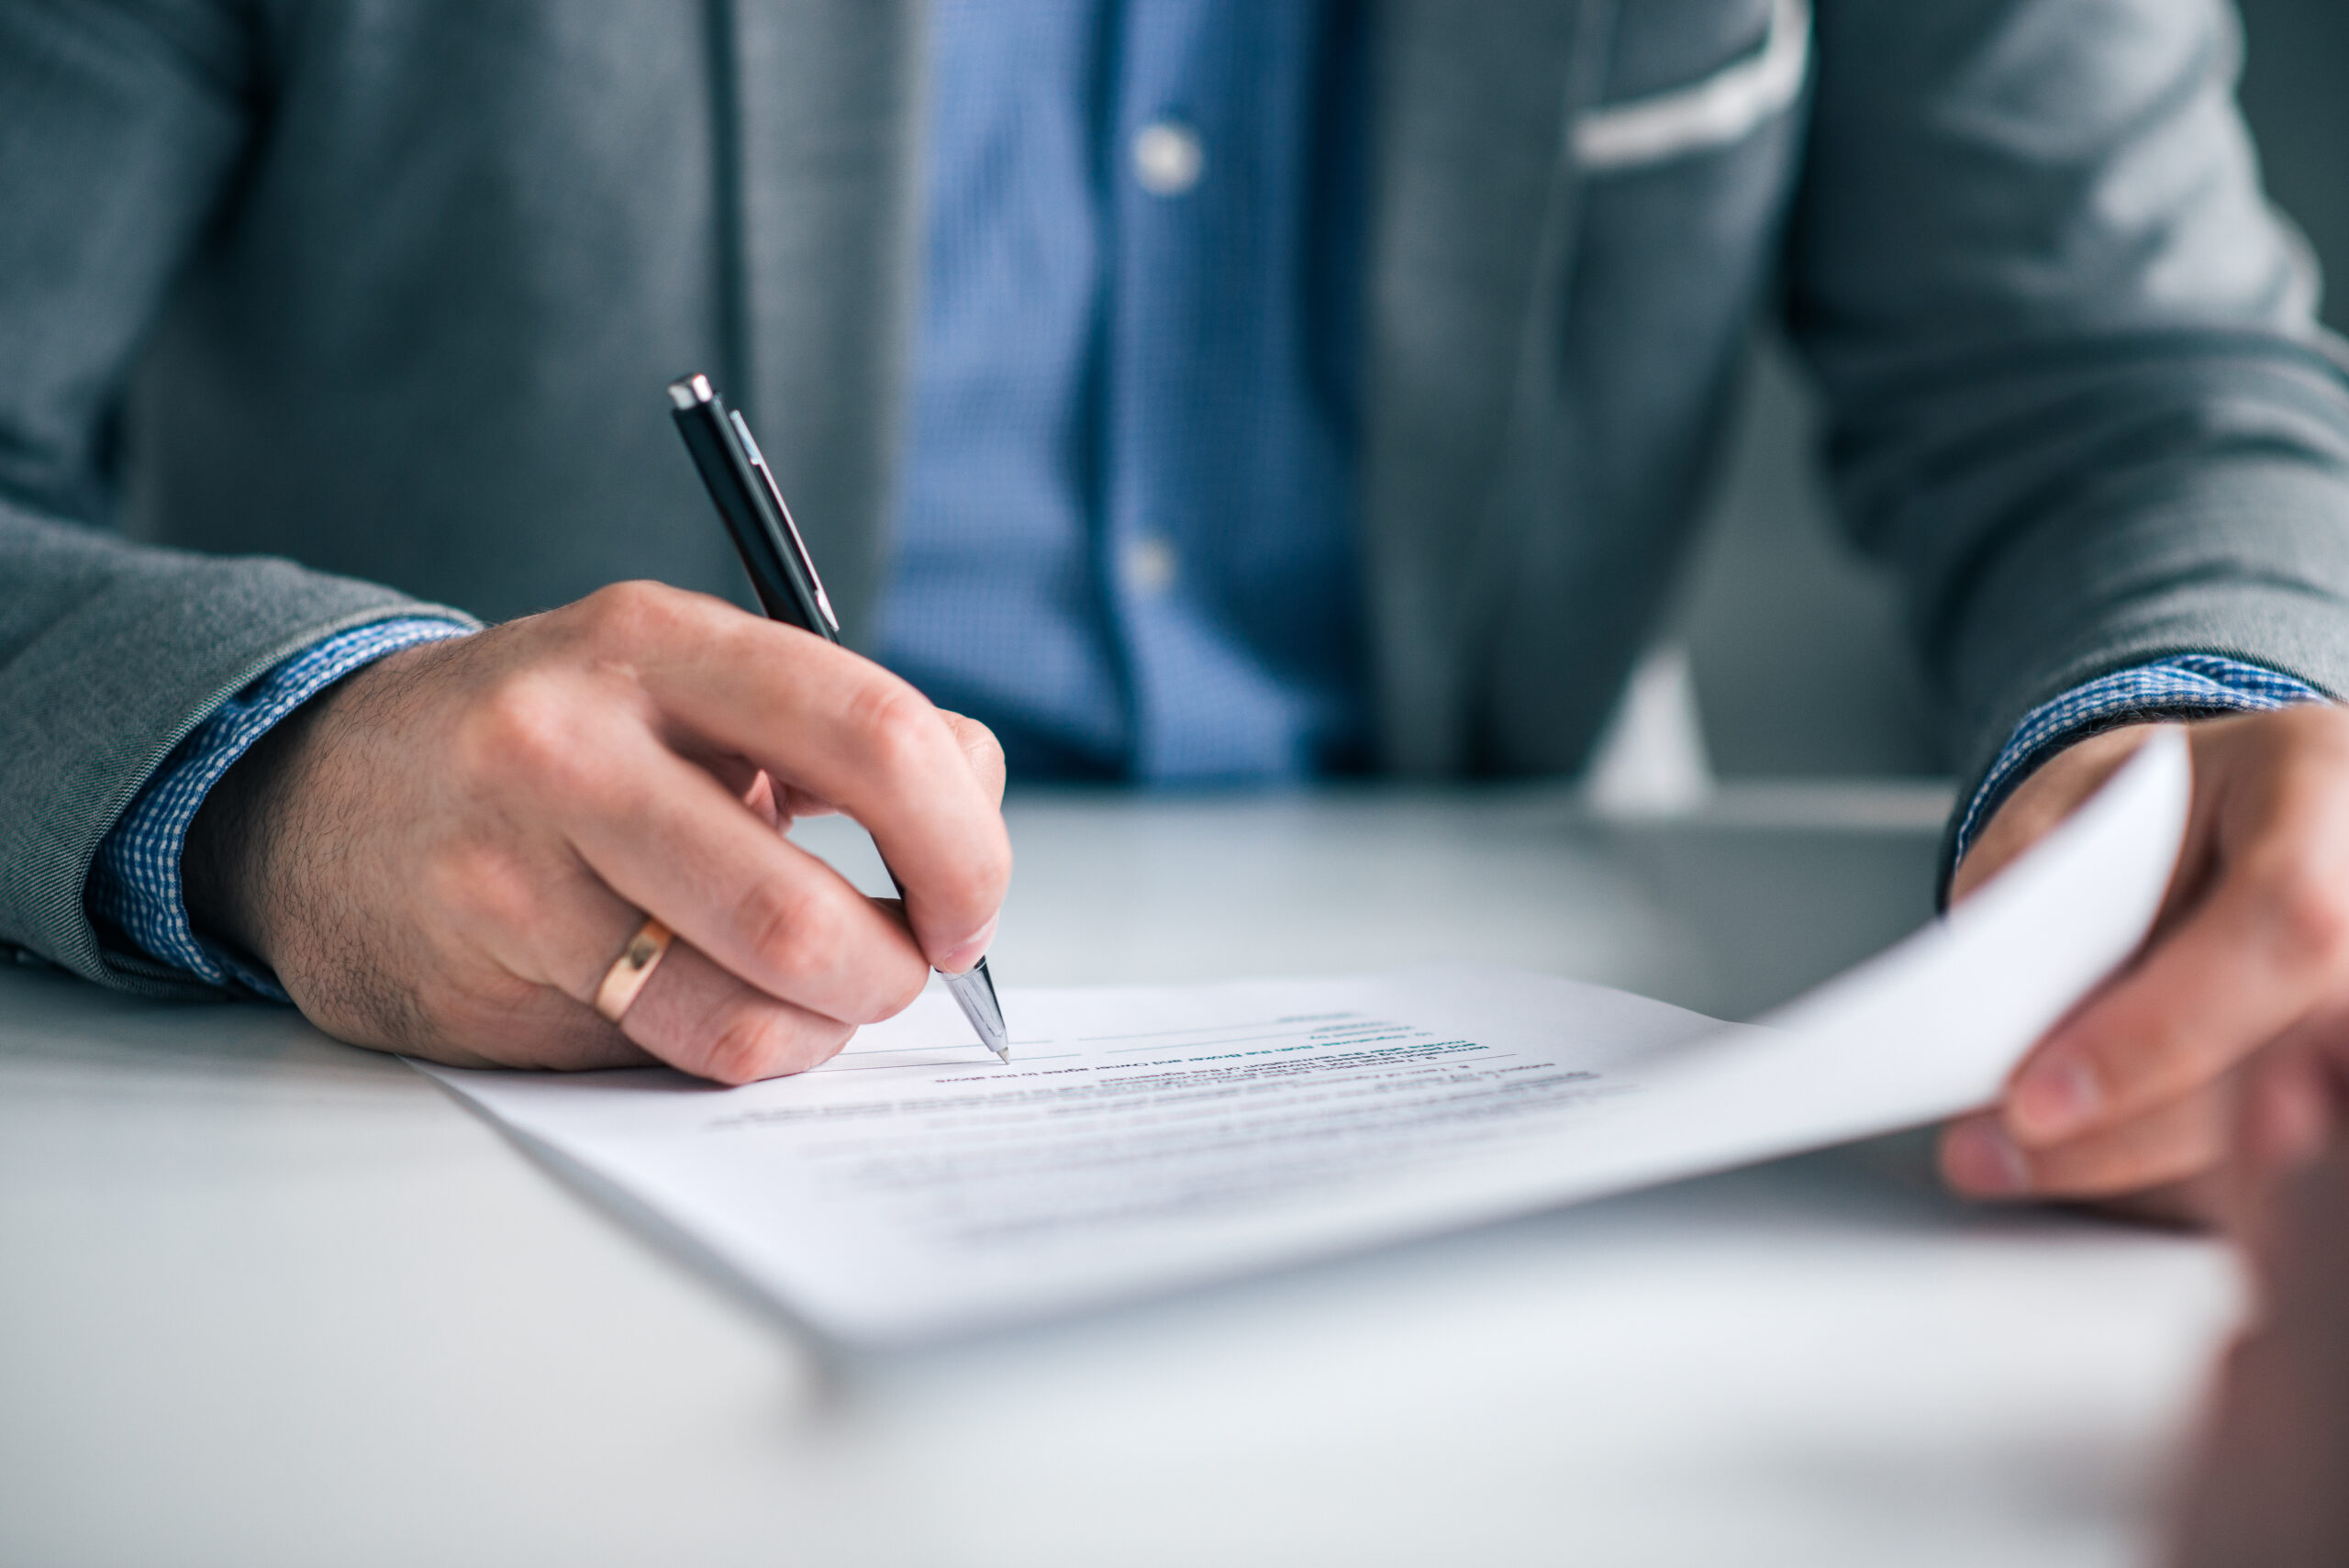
[1952,655,2328,864]
[87,617,473,996]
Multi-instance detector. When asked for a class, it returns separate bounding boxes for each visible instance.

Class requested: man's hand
[183,582,1010,1084]
[1941,705,2349,1221]
[2168,1037,2349,1566]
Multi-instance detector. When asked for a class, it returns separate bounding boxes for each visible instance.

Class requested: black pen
[666,373,1011,1063]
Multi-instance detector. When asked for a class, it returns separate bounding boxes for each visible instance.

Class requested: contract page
[420,734,2188,1345]
[428,971,1720,1342]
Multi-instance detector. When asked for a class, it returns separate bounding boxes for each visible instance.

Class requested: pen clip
[728,410,841,635]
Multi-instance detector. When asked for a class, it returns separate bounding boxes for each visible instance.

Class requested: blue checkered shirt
[87,617,471,995]
[1947,655,2325,862]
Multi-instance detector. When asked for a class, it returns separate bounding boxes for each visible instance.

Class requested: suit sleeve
[0,0,467,995]
[1787,0,2349,871]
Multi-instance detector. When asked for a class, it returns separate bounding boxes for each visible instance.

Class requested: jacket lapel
[726,0,928,645]
[1361,0,1601,773]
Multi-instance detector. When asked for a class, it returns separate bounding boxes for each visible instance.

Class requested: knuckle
[847,680,945,783]
[697,1005,854,1084]
[2264,861,2349,964]
[738,877,848,984]
[420,839,532,929]
[732,879,925,1026]
[699,1008,797,1085]
[460,672,584,785]
[573,579,677,647]
[946,712,1008,791]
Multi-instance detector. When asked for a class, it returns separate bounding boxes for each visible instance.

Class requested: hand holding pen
[178,438,1009,1085]
[667,373,1012,1061]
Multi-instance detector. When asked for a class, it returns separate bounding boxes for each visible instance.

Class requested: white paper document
[419,734,2188,1345]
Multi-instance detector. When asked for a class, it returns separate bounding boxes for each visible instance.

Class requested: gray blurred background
[1673,0,2349,781]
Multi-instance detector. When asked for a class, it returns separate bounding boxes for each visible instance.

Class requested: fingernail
[939,915,997,975]
[2011,1058,2102,1141]
[1945,1119,2032,1197]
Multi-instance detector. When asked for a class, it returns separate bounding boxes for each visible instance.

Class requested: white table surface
[0,785,2239,1567]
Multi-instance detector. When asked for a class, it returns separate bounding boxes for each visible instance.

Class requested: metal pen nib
[941,958,1009,1062]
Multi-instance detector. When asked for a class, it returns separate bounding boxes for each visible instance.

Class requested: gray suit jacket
[6,0,2349,995]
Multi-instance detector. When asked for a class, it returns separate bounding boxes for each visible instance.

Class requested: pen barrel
[664,373,1003,1058]
[670,397,832,640]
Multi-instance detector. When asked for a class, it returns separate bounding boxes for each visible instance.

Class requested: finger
[388,855,656,1072]
[624,602,1010,965]
[671,749,813,828]
[560,729,932,1026]
[2001,822,2349,1150]
[675,750,819,828]
[392,988,654,1073]
[938,709,1008,806]
[427,817,646,1007]
[2240,1047,2338,1184]
[483,867,857,1084]
[1944,1086,2231,1201]
[618,940,857,1084]
[2227,1031,2349,1260]
[741,768,782,828]
[484,875,852,1084]
[774,784,839,821]
[2232,1051,2335,1269]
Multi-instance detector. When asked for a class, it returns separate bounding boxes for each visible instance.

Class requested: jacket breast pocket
[1573,0,1811,173]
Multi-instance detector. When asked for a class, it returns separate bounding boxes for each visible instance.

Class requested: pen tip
[941,957,1010,1064]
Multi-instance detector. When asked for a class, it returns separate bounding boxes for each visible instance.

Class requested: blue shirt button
[1124,536,1180,596]
[1131,118,1205,195]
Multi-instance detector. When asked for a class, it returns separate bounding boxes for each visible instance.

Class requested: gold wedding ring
[593,916,674,1023]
